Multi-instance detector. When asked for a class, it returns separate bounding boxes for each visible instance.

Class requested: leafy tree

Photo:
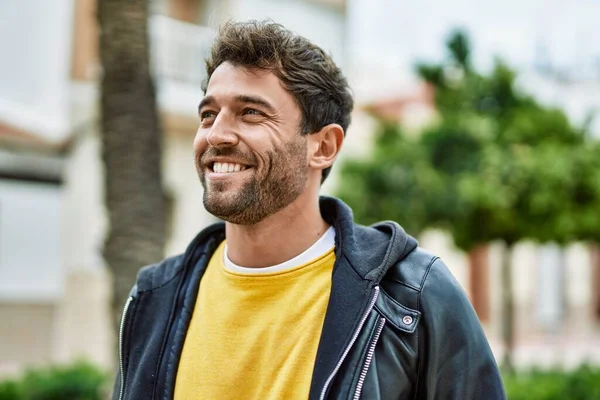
[338,29,600,373]
[337,122,443,236]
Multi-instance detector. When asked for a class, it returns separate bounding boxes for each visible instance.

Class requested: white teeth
[212,162,247,173]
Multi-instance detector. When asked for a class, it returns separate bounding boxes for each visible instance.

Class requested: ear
[307,123,345,172]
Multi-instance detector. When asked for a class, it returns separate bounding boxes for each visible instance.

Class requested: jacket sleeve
[416,258,506,399]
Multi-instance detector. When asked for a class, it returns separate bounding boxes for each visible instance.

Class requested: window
[0,179,63,301]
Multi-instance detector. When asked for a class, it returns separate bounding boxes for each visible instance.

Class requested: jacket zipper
[319,286,380,400]
[118,296,133,400]
[353,317,386,400]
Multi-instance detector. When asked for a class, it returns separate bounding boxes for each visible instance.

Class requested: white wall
[0,179,63,301]
[0,0,75,140]
[150,15,215,118]
[61,132,108,272]
[163,131,217,256]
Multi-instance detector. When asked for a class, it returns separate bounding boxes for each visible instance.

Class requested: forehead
[204,62,296,111]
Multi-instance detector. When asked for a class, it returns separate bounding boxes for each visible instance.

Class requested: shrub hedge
[503,364,600,400]
[0,361,108,400]
[1,361,600,399]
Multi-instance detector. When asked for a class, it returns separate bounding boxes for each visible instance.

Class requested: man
[113,20,506,400]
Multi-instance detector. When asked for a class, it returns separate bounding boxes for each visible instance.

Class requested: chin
[204,192,249,218]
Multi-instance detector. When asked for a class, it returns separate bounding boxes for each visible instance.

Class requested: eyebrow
[198,95,216,115]
[198,94,277,115]
[234,95,277,114]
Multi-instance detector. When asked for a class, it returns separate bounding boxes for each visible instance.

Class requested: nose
[206,113,239,148]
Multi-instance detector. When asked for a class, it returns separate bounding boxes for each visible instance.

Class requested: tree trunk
[501,243,515,373]
[97,0,166,329]
[468,244,490,322]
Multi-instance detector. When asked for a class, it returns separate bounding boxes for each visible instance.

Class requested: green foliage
[0,361,108,400]
[446,30,471,69]
[0,379,24,400]
[338,29,600,250]
[504,365,600,400]
[337,122,444,235]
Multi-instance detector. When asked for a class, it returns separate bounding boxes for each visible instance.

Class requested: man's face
[194,62,309,225]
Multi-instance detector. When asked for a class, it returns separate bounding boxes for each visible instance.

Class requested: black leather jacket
[113,197,506,399]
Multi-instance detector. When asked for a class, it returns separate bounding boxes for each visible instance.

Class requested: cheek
[243,128,274,154]
[193,129,208,154]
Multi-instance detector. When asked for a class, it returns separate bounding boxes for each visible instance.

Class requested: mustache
[199,147,258,167]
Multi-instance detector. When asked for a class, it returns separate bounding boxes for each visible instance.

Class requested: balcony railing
[150,15,215,86]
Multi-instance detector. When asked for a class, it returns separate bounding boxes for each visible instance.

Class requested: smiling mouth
[210,162,251,173]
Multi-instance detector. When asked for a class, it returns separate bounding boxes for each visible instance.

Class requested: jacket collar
[308,197,417,399]
[178,195,417,283]
[320,196,417,282]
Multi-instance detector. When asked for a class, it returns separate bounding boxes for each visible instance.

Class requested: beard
[197,138,308,225]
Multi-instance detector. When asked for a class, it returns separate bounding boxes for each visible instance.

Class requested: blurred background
[1,0,600,398]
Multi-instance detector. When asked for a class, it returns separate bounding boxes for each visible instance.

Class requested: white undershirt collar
[224,226,336,275]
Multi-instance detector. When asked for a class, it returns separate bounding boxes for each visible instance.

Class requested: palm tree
[97,0,166,327]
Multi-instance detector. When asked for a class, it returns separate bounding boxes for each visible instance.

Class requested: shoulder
[133,253,187,294]
[380,247,468,313]
[132,222,226,295]
[382,246,439,293]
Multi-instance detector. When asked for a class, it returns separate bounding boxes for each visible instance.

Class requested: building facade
[0,0,346,374]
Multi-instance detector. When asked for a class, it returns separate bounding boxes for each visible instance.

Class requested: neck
[225,193,329,268]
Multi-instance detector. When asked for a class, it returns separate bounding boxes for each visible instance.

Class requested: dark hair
[203,20,354,183]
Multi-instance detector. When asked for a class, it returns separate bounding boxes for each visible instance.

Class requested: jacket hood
[320,196,418,283]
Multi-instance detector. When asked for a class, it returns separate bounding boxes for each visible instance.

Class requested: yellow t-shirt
[174,241,335,400]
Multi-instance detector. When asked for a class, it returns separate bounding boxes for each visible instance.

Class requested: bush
[0,379,25,400]
[0,360,108,400]
[504,364,600,400]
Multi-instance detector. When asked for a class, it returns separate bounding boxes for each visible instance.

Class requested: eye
[243,108,262,116]
[200,110,216,121]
